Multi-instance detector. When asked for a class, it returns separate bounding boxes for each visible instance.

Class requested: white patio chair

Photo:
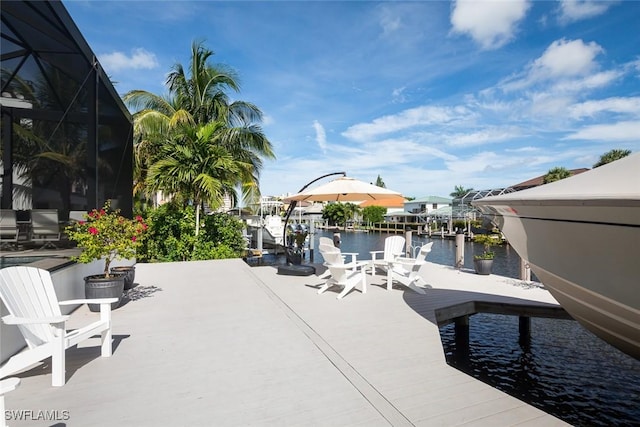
[68,210,87,223]
[368,235,405,277]
[0,210,19,250]
[386,242,433,294]
[318,244,367,299]
[30,209,60,249]
[0,266,117,387]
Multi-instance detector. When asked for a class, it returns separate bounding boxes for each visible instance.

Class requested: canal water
[262,229,640,426]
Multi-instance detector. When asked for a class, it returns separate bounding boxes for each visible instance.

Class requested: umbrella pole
[282,172,346,255]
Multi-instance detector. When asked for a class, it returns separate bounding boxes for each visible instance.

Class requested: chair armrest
[393,258,425,267]
[0,377,20,395]
[2,314,69,325]
[59,298,118,306]
[353,260,370,269]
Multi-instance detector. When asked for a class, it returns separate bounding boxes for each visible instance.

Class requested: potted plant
[473,234,499,275]
[66,201,147,311]
[285,225,308,265]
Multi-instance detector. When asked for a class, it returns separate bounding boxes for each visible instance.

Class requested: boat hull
[246,215,284,249]
[473,154,640,359]
[492,212,639,359]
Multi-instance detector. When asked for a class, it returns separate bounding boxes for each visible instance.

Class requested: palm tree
[123,40,274,210]
[146,121,245,235]
[343,202,361,228]
[593,149,631,168]
[450,185,473,198]
[543,167,571,184]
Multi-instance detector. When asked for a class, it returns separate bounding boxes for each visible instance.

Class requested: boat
[246,214,285,249]
[245,198,285,250]
[472,154,640,359]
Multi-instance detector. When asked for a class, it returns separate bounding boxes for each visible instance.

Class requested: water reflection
[440,314,640,426]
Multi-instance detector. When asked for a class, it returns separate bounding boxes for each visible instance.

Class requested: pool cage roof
[451,188,516,219]
[1,0,130,120]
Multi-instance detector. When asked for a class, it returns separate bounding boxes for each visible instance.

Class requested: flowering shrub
[66,201,147,277]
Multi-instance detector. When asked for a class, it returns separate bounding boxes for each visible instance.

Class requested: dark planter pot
[110,265,136,290]
[285,248,303,265]
[474,258,494,275]
[84,274,125,312]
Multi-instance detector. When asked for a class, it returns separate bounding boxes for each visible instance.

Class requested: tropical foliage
[124,40,274,235]
[66,201,147,276]
[322,203,352,228]
[593,149,631,168]
[543,166,571,184]
[374,175,386,188]
[138,203,245,262]
[450,185,473,198]
[362,205,386,223]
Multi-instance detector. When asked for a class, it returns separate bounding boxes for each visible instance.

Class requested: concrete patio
[4,259,569,426]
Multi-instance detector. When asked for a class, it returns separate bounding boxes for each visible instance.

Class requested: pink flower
[89,227,99,235]
[131,236,137,242]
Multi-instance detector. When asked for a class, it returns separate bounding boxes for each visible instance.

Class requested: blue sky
[64,0,640,200]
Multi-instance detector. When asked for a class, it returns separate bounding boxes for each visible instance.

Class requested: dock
[5,259,569,426]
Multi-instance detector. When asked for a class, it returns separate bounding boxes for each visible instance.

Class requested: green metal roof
[407,196,452,204]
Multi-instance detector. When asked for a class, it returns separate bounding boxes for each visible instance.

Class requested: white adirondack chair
[0,266,117,387]
[369,235,405,277]
[386,242,433,294]
[318,244,367,299]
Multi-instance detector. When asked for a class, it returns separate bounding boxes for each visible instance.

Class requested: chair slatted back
[0,210,18,241]
[30,209,59,239]
[413,242,434,272]
[383,236,405,262]
[319,244,354,283]
[319,244,342,264]
[68,211,87,223]
[318,237,334,247]
[0,267,61,348]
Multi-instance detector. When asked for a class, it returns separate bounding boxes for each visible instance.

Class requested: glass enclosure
[1,0,133,220]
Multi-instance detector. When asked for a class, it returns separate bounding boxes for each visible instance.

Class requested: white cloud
[533,38,603,78]
[497,38,604,92]
[564,121,640,141]
[99,48,159,73]
[379,7,402,36]
[568,97,640,120]
[445,127,523,147]
[312,120,328,153]
[450,0,530,50]
[342,105,471,142]
[558,0,616,23]
[392,86,407,103]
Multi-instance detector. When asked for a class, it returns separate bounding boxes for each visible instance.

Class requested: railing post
[519,316,531,349]
[520,259,531,281]
[455,230,465,269]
